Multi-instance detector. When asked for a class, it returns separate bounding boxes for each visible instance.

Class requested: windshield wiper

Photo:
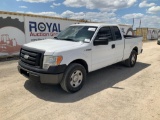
[54,37,59,39]
[60,38,77,42]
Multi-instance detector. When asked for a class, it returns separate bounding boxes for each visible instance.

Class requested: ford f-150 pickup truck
[18,23,143,93]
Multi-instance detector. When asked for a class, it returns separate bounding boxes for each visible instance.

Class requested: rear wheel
[124,50,137,67]
[60,63,86,93]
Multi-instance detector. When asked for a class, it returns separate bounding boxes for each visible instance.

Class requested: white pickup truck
[18,23,143,93]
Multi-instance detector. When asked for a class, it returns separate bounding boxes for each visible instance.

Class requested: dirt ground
[0,41,160,120]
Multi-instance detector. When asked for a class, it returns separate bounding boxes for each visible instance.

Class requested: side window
[113,26,122,40]
[96,27,113,41]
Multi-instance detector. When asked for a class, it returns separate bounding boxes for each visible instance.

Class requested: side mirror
[94,37,109,46]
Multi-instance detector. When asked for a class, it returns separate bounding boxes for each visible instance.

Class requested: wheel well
[133,47,138,53]
[69,59,88,73]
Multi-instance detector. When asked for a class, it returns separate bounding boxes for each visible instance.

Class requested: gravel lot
[0,41,160,120]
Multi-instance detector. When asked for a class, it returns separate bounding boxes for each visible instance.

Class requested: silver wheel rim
[131,54,136,65]
[70,70,83,88]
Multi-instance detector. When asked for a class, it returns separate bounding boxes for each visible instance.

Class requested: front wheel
[60,63,86,93]
[124,50,137,67]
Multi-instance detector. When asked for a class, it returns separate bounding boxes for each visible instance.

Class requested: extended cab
[18,23,143,93]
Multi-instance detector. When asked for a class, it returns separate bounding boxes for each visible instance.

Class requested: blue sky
[0,0,160,29]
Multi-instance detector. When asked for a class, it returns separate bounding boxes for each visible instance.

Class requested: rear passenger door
[111,26,124,62]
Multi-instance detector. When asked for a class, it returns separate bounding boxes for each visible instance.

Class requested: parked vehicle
[157,38,160,45]
[18,23,143,93]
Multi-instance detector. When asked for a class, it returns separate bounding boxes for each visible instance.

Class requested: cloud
[122,13,144,19]
[147,6,160,14]
[61,10,120,23]
[139,1,156,8]
[50,2,61,8]
[61,10,85,19]
[16,0,54,3]
[19,6,28,8]
[122,13,160,28]
[25,11,60,17]
[141,15,160,28]
[63,0,137,11]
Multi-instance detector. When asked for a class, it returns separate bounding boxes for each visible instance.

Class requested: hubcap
[70,70,83,88]
[131,54,136,65]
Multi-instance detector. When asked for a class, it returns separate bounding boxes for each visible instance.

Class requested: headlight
[43,56,63,69]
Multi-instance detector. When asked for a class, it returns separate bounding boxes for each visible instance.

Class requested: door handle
[112,44,115,49]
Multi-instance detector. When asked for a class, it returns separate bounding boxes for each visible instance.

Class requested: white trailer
[147,28,158,40]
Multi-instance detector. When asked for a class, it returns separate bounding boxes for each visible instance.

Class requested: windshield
[56,26,97,42]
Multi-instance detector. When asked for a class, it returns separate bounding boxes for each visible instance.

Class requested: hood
[24,39,83,53]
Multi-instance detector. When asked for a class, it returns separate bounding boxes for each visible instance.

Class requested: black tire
[124,50,137,67]
[60,63,86,93]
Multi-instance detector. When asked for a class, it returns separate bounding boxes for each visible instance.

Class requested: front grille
[20,47,44,68]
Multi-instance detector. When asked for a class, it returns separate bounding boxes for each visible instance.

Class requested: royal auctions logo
[29,21,61,37]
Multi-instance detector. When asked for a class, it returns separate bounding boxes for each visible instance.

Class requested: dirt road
[0,41,160,120]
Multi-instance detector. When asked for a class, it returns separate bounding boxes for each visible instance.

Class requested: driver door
[91,26,116,71]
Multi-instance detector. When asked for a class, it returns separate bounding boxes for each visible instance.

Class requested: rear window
[97,27,113,41]
[113,26,122,40]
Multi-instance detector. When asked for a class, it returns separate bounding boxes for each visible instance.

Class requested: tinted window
[96,27,113,41]
[113,26,122,40]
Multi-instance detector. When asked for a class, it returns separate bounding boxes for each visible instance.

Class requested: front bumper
[18,61,66,84]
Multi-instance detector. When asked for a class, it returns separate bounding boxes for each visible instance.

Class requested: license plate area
[20,69,29,78]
